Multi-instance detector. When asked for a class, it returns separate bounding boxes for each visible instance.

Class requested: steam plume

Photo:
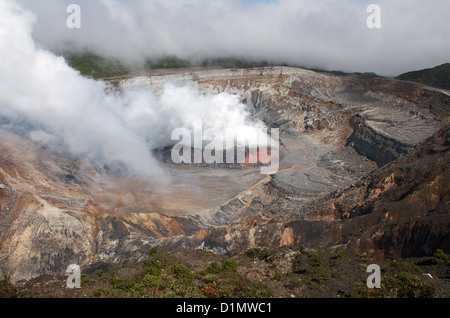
[0,0,268,180]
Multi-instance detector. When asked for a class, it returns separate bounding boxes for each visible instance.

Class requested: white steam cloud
[0,0,268,180]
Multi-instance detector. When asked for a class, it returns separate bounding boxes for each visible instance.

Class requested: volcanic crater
[0,66,449,282]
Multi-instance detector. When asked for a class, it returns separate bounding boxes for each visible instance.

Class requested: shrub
[229,279,273,298]
[396,271,435,298]
[383,260,435,297]
[90,286,123,298]
[336,250,346,259]
[308,251,323,268]
[246,248,258,258]
[91,286,108,297]
[365,272,436,298]
[142,255,168,270]
[201,274,219,284]
[81,273,94,287]
[161,277,205,298]
[314,269,332,283]
[249,282,274,298]
[169,264,193,281]
[110,278,136,291]
[143,274,163,288]
[203,252,214,259]
[94,270,104,278]
[145,265,161,277]
[432,249,449,265]
[387,259,422,275]
[220,278,273,298]
[221,259,237,272]
[204,282,220,298]
[203,259,237,275]
[349,259,436,298]
[205,262,222,274]
[148,247,158,257]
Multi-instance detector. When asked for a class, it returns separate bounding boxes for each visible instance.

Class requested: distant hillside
[63,53,449,90]
[63,53,272,79]
[65,53,130,79]
[396,63,450,90]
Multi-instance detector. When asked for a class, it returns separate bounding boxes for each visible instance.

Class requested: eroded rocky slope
[0,66,449,283]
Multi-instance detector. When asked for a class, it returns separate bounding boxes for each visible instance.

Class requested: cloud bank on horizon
[17,0,450,76]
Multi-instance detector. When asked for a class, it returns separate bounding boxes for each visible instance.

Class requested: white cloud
[15,0,450,75]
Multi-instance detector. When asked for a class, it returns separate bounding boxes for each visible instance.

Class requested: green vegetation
[327,70,380,79]
[396,63,450,90]
[204,262,222,275]
[1,247,448,298]
[64,53,193,79]
[64,54,193,79]
[308,250,324,268]
[148,247,158,257]
[62,51,274,80]
[101,250,271,298]
[168,264,193,281]
[80,273,94,287]
[432,249,449,265]
[64,53,130,79]
[349,259,436,298]
[221,259,237,272]
[200,57,269,69]
[94,270,103,278]
[145,56,191,69]
[246,248,258,258]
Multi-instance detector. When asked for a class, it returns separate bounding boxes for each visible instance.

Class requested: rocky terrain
[0,66,449,292]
